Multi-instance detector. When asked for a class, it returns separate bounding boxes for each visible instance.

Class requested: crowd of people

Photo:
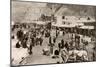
[11,23,96,64]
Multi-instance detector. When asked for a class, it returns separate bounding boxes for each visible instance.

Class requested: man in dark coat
[21,39,27,48]
[16,30,23,41]
[64,41,69,51]
[40,37,43,46]
[53,37,56,43]
[61,39,64,49]
[58,43,61,52]
[28,45,33,55]
[16,41,20,48]
[49,36,52,44]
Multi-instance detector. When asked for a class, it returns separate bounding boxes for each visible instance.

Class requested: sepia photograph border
[10,0,96,67]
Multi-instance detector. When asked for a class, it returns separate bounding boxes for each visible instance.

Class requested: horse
[68,50,88,62]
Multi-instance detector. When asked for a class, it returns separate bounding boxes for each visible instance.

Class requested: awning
[52,24,76,28]
[35,21,46,25]
[79,26,94,29]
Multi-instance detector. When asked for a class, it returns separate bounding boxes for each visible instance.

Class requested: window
[62,16,65,19]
